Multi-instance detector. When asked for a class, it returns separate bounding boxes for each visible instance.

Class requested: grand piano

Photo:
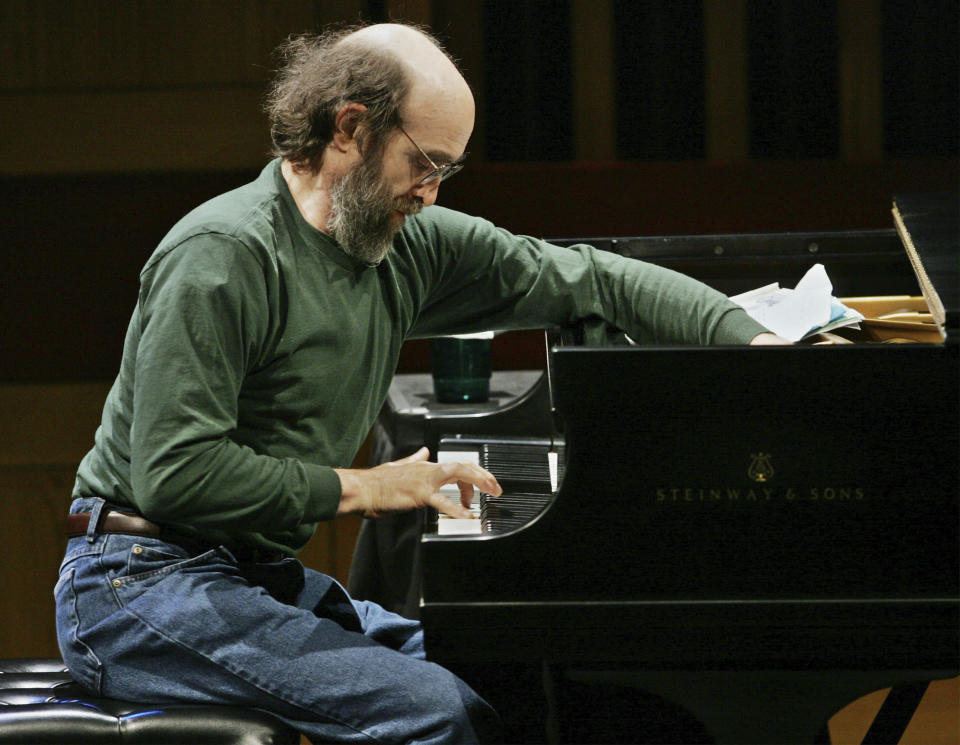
[416,194,959,744]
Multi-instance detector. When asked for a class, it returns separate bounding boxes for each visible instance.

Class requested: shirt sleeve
[401,207,767,344]
[128,233,340,537]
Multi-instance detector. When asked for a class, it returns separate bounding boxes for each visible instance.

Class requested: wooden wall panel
[0,0,323,175]
[837,0,883,161]
[704,0,749,162]
[1,87,272,174]
[0,467,75,657]
[0,0,318,88]
[432,0,486,160]
[0,383,109,466]
[571,0,616,161]
[0,383,109,658]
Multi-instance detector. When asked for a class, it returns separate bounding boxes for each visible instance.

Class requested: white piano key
[437,449,480,465]
[436,449,481,498]
[437,514,483,535]
[548,450,559,493]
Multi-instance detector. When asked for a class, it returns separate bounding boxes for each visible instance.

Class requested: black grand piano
[414,194,959,744]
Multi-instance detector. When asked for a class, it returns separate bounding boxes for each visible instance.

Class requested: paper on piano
[729,263,863,342]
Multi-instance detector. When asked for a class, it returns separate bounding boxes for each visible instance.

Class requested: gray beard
[327,156,422,266]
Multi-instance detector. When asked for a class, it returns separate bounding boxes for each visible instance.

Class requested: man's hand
[334,447,502,519]
[749,332,793,345]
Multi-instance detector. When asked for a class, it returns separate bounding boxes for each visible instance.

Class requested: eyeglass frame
[397,124,467,185]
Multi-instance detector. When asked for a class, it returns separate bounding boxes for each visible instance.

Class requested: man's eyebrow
[418,147,465,166]
[435,151,468,167]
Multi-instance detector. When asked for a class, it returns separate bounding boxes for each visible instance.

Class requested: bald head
[340,24,474,134]
[343,25,470,95]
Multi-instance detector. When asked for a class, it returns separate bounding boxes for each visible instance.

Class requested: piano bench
[0,657,301,745]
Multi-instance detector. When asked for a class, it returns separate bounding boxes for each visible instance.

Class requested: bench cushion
[0,658,300,744]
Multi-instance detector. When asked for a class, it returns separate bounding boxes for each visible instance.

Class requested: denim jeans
[55,498,498,744]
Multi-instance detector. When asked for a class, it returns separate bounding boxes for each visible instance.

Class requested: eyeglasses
[398,125,467,185]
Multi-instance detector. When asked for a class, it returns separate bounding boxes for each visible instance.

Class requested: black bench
[0,657,300,744]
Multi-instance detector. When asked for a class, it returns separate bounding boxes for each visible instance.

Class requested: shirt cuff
[302,464,343,522]
[711,306,770,345]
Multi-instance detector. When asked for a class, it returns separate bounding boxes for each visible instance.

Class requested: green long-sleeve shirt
[74,159,766,554]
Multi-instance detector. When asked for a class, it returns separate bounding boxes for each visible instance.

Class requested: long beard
[327,156,422,266]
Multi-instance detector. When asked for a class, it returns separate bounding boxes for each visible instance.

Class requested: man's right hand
[334,446,502,519]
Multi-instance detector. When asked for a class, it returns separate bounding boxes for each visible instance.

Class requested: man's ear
[332,103,367,152]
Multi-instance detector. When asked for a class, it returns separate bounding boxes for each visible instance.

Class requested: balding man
[56,22,784,745]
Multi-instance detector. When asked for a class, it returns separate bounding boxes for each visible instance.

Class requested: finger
[387,446,430,466]
[439,462,502,497]
[457,479,475,509]
[425,491,472,519]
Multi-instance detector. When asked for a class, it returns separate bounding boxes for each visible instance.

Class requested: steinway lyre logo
[748,452,775,483]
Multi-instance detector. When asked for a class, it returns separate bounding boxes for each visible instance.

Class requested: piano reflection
[413,194,958,744]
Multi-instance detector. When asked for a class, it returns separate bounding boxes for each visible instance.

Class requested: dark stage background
[0,0,956,665]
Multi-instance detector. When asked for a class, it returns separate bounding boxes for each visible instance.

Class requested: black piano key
[479,442,565,496]
[480,491,553,534]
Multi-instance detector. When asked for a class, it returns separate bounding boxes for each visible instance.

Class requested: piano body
[418,194,959,743]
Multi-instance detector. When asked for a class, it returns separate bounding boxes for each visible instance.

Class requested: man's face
[326,94,472,266]
[326,144,422,266]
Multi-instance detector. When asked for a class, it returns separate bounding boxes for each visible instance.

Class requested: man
[56,22,785,745]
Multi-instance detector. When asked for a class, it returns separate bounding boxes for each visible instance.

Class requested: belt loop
[86,498,107,543]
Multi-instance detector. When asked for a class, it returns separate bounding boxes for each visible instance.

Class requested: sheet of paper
[730,264,862,342]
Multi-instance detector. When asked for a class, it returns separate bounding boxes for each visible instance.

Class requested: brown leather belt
[66,510,285,563]
[67,510,163,539]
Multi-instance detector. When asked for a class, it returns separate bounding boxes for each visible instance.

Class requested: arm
[397,208,770,345]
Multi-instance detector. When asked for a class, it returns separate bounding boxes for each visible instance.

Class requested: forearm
[131,433,340,531]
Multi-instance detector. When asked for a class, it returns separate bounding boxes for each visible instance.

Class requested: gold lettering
[653,485,869,503]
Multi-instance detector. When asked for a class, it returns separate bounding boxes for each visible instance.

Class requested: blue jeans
[55,498,498,744]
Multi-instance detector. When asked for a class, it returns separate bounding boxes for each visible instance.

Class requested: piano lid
[892,193,959,335]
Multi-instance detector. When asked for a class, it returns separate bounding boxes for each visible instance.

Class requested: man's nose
[410,179,440,207]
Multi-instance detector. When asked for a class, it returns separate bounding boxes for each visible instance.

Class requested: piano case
[419,194,959,744]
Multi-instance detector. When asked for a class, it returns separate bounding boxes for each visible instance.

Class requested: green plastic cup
[430,334,492,403]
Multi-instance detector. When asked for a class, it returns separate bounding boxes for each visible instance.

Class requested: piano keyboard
[436,437,564,535]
